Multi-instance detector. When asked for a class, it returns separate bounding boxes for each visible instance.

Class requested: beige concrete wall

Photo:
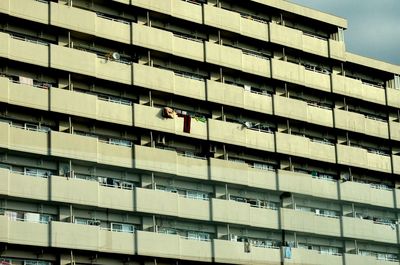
[344,254,395,265]
[133,64,206,100]
[276,132,336,163]
[340,181,394,208]
[334,109,389,139]
[133,104,208,140]
[209,158,277,190]
[277,170,338,200]
[0,169,48,201]
[208,119,275,152]
[135,188,210,220]
[274,95,333,127]
[2,0,48,24]
[50,131,98,162]
[331,75,386,105]
[136,231,212,262]
[281,208,341,237]
[131,0,202,24]
[337,145,392,173]
[342,217,398,244]
[286,248,343,265]
[211,199,279,229]
[213,239,281,265]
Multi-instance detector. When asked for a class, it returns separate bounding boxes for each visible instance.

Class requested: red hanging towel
[183,115,191,133]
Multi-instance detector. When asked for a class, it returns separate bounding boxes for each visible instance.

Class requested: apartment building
[0,0,399,264]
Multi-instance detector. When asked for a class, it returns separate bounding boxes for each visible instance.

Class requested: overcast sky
[289,0,400,65]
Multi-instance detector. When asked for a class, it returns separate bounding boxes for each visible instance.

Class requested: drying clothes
[194,116,207,123]
[163,107,176,119]
[284,247,292,259]
[183,115,191,133]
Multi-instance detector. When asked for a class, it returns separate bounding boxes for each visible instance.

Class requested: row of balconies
[0,0,346,60]
[0,29,397,111]
[0,117,399,175]
[1,72,399,144]
[0,215,394,265]
[0,170,399,245]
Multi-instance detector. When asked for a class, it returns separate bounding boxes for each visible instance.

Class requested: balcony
[269,23,303,50]
[131,0,202,24]
[329,39,346,60]
[331,74,386,105]
[213,239,281,265]
[205,42,271,77]
[344,253,398,265]
[0,168,48,201]
[0,76,48,111]
[209,158,277,190]
[273,95,333,127]
[275,132,336,163]
[136,231,212,262]
[132,23,203,61]
[50,45,132,83]
[133,104,207,140]
[206,80,273,114]
[271,59,331,92]
[286,248,343,265]
[50,2,95,35]
[0,121,49,155]
[211,199,279,229]
[277,170,338,200]
[134,145,208,180]
[50,45,96,76]
[334,109,389,138]
[342,216,398,244]
[95,57,132,84]
[135,188,210,221]
[50,88,133,125]
[336,144,392,173]
[133,64,206,100]
[50,131,92,160]
[0,32,49,67]
[0,0,48,24]
[389,121,400,141]
[340,181,395,208]
[303,34,329,57]
[0,215,49,247]
[208,119,275,152]
[50,176,135,211]
[51,221,135,254]
[281,208,341,237]
[387,88,400,108]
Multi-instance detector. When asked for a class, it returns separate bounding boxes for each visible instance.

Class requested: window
[24,261,51,265]
[109,138,132,147]
[24,167,52,178]
[158,227,178,235]
[111,223,134,233]
[320,246,340,255]
[75,218,101,226]
[187,231,210,241]
[186,190,209,200]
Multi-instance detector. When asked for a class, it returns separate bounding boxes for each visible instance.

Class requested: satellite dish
[112,52,120,60]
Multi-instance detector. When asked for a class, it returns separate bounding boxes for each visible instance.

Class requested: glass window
[187,231,210,241]
[111,223,134,233]
[24,167,51,178]
[186,190,209,200]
